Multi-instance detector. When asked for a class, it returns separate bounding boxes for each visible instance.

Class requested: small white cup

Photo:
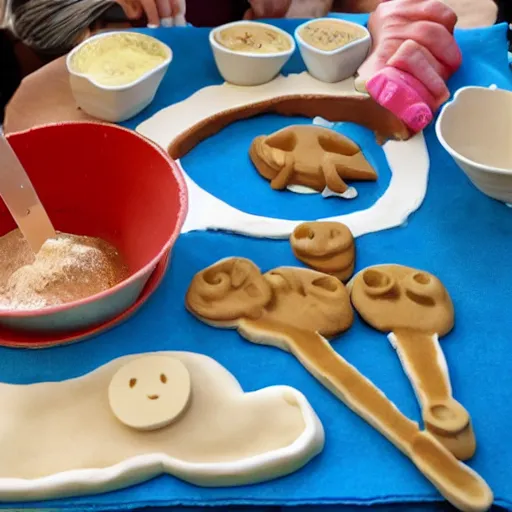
[209,21,296,86]
[66,32,172,123]
[295,18,371,84]
[436,86,512,204]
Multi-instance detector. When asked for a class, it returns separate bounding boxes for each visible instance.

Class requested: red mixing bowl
[0,122,187,336]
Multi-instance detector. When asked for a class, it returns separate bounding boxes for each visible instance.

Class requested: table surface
[2,16,511,512]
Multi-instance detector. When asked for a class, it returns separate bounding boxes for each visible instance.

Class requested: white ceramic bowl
[436,86,512,204]
[66,31,172,122]
[209,21,295,86]
[295,18,371,83]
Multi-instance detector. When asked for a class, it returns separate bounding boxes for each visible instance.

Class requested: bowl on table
[66,32,172,122]
[295,18,371,83]
[436,86,512,203]
[209,21,296,86]
[1,122,187,339]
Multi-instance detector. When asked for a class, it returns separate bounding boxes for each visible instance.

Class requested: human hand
[244,0,331,19]
[285,0,333,18]
[115,0,186,27]
[244,0,292,19]
[357,0,462,111]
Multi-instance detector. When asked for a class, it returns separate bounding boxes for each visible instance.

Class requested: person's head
[9,0,113,54]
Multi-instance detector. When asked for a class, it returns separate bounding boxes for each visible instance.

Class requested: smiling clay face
[0,351,320,490]
[109,356,192,431]
[349,264,454,336]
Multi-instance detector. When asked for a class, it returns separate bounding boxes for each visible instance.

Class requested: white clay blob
[287,184,317,194]
[0,351,324,502]
[321,186,358,199]
[137,73,430,239]
[109,355,191,431]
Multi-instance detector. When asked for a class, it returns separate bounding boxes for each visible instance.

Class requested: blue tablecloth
[1,16,512,512]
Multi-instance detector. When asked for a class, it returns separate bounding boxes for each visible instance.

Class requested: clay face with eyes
[186,257,353,337]
[109,356,192,431]
[249,125,377,194]
[349,265,475,461]
[290,221,355,282]
[349,264,454,335]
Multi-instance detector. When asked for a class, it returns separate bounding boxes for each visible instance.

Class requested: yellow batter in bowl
[214,23,292,54]
[69,33,169,86]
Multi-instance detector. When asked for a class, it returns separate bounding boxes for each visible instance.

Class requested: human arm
[357,0,462,114]
[114,0,185,26]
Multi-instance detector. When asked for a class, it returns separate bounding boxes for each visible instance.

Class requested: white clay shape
[137,73,430,239]
[109,355,191,431]
[321,186,358,199]
[0,351,324,502]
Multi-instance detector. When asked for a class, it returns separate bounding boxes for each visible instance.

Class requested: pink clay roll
[366,66,434,133]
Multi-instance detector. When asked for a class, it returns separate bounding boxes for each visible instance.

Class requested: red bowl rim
[2,121,188,318]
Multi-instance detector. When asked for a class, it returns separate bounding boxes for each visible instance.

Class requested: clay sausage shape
[186,257,492,512]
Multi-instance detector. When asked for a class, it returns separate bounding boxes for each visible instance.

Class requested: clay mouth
[147,394,160,400]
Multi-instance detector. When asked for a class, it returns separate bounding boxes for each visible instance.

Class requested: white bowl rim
[294,18,370,56]
[66,31,173,91]
[209,20,296,59]
[436,85,512,176]
[1,121,188,319]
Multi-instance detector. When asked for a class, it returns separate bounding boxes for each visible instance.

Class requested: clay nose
[147,394,159,400]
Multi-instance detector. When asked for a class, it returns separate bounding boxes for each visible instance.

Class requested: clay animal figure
[185,258,493,512]
[349,265,476,461]
[290,221,356,282]
[186,257,492,512]
[0,352,324,502]
[249,125,377,196]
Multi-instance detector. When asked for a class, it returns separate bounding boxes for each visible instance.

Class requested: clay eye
[129,378,137,388]
[403,272,438,307]
[160,374,167,384]
[329,229,340,238]
[412,272,430,285]
[293,224,315,240]
[245,283,261,298]
[362,268,396,297]
[311,275,339,292]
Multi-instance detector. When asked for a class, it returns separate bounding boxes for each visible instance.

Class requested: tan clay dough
[290,221,355,281]
[186,257,492,512]
[109,355,192,431]
[0,351,324,501]
[249,125,377,194]
[136,73,409,155]
[348,265,476,461]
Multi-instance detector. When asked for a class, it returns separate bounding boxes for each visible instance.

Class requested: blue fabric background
[1,16,512,512]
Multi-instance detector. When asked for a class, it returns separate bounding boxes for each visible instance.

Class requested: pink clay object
[366,66,434,133]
